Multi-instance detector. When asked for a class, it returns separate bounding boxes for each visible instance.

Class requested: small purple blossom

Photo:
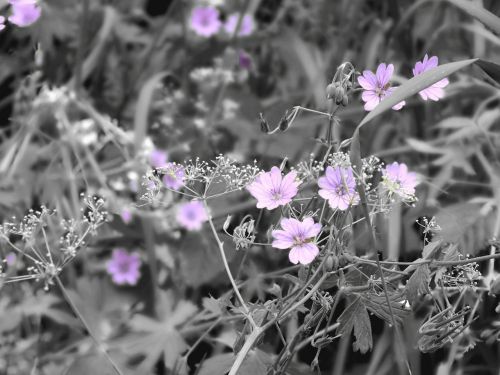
[150,149,168,168]
[413,54,449,101]
[120,208,133,224]
[106,249,141,286]
[358,63,406,112]
[239,50,252,70]
[247,167,300,210]
[224,13,254,36]
[189,6,221,37]
[176,201,208,231]
[8,0,41,27]
[318,166,360,210]
[162,163,185,190]
[382,162,418,199]
[272,217,322,265]
[5,252,16,266]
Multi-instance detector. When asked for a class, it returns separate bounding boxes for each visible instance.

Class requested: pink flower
[106,249,141,286]
[8,0,41,27]
[357,63,406,111]
[150,149,168,168]
[382,162,418,199]
[224,13,254,36]
[318,166,359,210]
[247,167,299,210]
[120,208,133,224]
[162,163,185,190]
[413,54,449,101]
[176,201,208,231]
[189,6,221,37]
[272,217,322,265]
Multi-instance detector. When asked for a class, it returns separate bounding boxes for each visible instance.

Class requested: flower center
[336,184,348,196]
[271,189,282,201]
[117,261,130,273]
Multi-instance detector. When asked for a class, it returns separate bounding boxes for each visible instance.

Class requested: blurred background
[1,0,500,374]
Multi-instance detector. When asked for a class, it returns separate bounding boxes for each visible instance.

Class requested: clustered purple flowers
[189,6,255,38]
[248,161,418,266]
[358,55,449,112]
[1,0,41,30]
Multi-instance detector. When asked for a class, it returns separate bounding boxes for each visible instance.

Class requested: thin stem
[202,200,256,328]
[228,327,263,375]
[55,276,124,375]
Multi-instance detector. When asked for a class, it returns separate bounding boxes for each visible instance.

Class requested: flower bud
[259,113,270,133]
[278,115,289,131]
[341,94,349,106]
[326,83,336,99]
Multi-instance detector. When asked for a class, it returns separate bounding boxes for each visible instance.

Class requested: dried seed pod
[259,113,270,133]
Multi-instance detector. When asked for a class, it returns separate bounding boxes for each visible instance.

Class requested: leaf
[357,58,478,128]
[197,349,273,375]
[405,264,431,306]
[336,296,373,354]
[476,59,500,84]
[133,71,172,153]
[121,291,197,372]
[358,291,408,325]
[445,0,500,35]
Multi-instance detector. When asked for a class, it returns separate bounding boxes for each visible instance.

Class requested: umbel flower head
[382,162,418,199]
[272,217,322,265]
[247,167,300,210]
[358,63,405,111]
[106,248,141,286]
[176,201,208,231]
[413,54,449,101]
[189,6,221,37]
[318,166,360,210]
[8,0,41,27]
[224,13,254,36]
[162,162,185,190]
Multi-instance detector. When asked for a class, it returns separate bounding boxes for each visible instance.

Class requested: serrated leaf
[358,291,408,325]
[336,296,373,354]
[406,264,431,306]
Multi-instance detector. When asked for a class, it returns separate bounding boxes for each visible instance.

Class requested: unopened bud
[259,113,270,133]
[278,115,289,131]
[341,94,349,106]
[326,83,336,99]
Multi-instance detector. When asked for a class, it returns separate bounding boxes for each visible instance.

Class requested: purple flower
[247,167,300,210]
[318,166,359,210]
[413,54,449,101]
[382,162,418,198]
[5,252,16,266]
[106,248,141,286]
[224,13,254,36]
[120,208,133,224]
[272,217,322,265]
[150,149,168,168]
[239,50,252,70]
[189,6,221,37]
[8,0,41,27]
[162,163,185,190]
[358,63,406,112]
[176,201,208,231]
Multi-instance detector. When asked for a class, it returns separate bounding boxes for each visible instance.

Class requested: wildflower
[272,217,322,265]
[150,149,168,168]
[176,201,208,231]
[5,252,16,266]
[106,248,141,286]
[247,167,300,210]
[413,54,449,101]
[357,63,405,111]
[382,162,418,199]
[8,0,41,27]
[189,6,221,37]
[239,50,252,70]
[120,208,133,224]
[162,162,185,190]
[318,166,359,210]
[224,13,254,36]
